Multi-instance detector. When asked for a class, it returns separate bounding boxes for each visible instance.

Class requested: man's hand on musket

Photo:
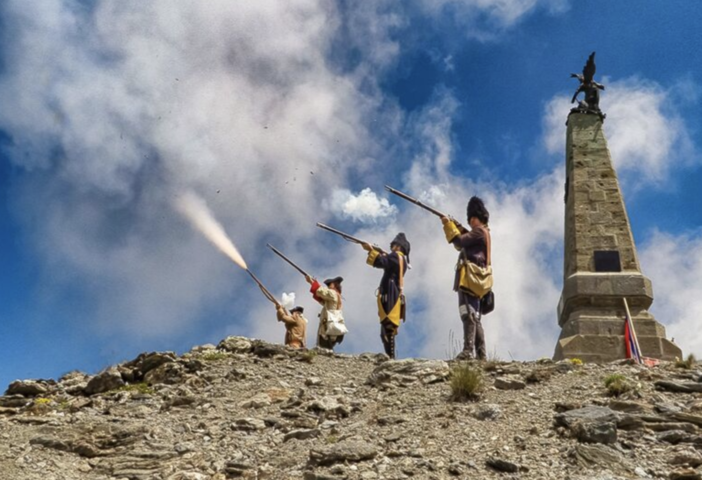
[442,216,468,233]
[361,242,373,252]
[305,275,314,285]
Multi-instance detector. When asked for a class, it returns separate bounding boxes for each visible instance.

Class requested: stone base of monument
[554,319,682,362]
[553,272,682,362]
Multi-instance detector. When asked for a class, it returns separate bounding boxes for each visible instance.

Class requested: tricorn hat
[391,232,411,265]
[467,196,489,224]
[323,276,344,286]
[290,306,304,314]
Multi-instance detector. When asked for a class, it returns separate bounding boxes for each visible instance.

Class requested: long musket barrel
[246,269,279,306]
[384,185,447,217]
[266,244,311,278]
[385,185,466,230]
[316,223,385,254]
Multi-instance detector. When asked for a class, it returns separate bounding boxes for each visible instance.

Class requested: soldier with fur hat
[441,196,491,360]
[275,304,308,349]
[306,275,346,350]
[362,233,410,359]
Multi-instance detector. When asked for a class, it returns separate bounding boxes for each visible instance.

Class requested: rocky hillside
[1,337,702,480]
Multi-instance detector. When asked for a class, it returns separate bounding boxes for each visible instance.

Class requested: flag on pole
[623,316,641,363]
[623,298,642,364]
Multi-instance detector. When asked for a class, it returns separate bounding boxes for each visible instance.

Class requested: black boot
[380,321,396,359]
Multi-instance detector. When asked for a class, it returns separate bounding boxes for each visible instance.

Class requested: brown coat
[276,306,307,348]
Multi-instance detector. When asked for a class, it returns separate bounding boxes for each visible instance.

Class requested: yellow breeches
[377,294,402,327]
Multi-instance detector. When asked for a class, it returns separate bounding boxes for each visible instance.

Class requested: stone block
[588,190,606,202]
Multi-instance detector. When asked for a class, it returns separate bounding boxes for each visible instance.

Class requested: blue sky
[1,1,701,388]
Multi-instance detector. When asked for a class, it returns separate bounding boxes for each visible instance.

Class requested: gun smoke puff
[281,292,296,310]
[174,191,248,270]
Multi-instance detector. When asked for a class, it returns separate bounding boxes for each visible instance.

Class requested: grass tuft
[449,363,484,402]
[674,353,696,370]
[604,374,632,397]
[118,382,154,395]
[201,351,229,362]
[300,349,317,364]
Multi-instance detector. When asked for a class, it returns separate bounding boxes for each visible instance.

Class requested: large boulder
[140,352,177,375]
[84,369,124,396]
[309,440,378,466]
[119,351,177,382]
[252,340,289,358]
[0,395,31,408]
[59,371,89,395]
[572,444,631,473]
[218,336,253,354]
[573,420,617,444]
[305,396,350,418]
[494,377,526,391]
[5,380,48,397]
[144,362,186,385]
[655,381,702,394]
[554,406,619,429]
[366,359,449,387]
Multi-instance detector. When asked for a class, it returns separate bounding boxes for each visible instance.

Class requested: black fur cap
[467,196,489,224]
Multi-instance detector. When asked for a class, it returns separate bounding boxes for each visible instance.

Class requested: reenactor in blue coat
[362,233,410,359]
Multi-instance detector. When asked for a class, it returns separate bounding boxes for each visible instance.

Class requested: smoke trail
[175,191,248,270]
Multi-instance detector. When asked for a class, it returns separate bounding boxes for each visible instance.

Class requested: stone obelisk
[554,53,681,361]
[554,112,681,361]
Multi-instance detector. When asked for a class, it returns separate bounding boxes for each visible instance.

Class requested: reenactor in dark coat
[362,233,410,359]
[442,197,491,360]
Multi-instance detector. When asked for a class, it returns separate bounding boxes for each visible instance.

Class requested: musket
[316,223,385,254]
[267,244,312,278]
[384,185,466,231]
[246,268,280,306]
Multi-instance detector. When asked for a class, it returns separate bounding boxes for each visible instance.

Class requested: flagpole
[623,298,642,364]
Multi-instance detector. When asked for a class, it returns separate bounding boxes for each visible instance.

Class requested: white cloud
[640,230,702,359]
[327,188,398,223]
[417,0,568,39]
[543,78,697,186]
[0,0,375,338]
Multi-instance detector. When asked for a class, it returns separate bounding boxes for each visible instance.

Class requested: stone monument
[554,54,681,362]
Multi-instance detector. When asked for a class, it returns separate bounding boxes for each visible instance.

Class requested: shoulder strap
[485,226,491,266]
[398,252,404,293]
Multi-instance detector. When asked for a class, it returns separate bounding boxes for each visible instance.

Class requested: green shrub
[449,363,484,402]
[674,354,696,370]
[118,382,154,395]
[201,351,228,362]
[27,397,53,415]
[604,374,632,397]
[300,349,317,364]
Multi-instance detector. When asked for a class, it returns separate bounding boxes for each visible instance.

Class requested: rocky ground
[1,337,702,480]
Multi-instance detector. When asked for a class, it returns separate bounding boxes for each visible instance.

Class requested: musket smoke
[281,292,296,310]
[175,191,248,270]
